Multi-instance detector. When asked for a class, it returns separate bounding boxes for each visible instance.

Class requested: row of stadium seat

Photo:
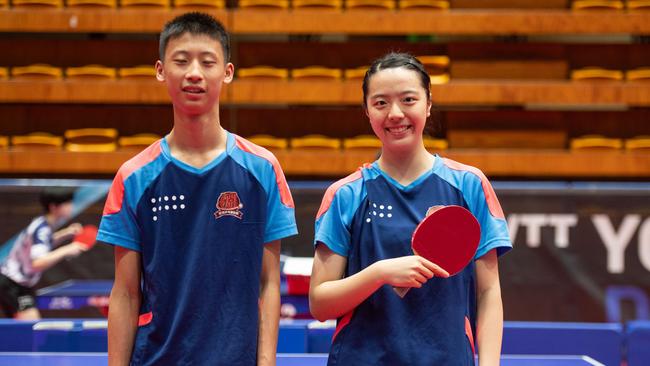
[0,65,155,80]
[3,64,650,82]
[0,60,447,81]
[0,132,446,151]
[244,134,650,151]
[2,0,650,11]
[2,131,649,152]
[0,130,160,152]
[0,0,449,9]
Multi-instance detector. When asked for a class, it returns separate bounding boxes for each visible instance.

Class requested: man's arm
[476,249,503,366]
[257,240,281,366]
[108,246,142,366]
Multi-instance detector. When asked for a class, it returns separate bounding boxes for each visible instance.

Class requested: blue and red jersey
[315,157,512,366]
[98,132,297,365]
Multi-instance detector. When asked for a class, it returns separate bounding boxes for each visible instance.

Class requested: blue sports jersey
[315,157,512,366]
[98,132,297,366]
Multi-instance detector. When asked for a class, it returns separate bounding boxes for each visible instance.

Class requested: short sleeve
[97,170,142,251]
[262,164,298,243]
[463,173,512,260]
[314,177,365,257]
[30,225,52,260]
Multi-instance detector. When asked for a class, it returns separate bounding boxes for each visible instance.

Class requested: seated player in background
[0,187,85,320]
[309,53,512,366]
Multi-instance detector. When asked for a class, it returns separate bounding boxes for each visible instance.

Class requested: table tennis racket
[394,205,481,298]
[73,225,98,250]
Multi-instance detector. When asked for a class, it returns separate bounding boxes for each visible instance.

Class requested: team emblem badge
[214,191,243,219]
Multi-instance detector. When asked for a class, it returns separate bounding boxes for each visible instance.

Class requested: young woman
[310,53,512,366]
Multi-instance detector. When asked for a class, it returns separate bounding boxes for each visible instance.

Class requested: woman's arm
[475,249,503,366]
[309,244,448,321]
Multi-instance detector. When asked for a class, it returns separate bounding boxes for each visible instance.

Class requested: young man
[0,187,85,320]
[98,12,297,366]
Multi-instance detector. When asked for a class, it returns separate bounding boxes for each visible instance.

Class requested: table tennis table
[0,353,606,366]
[36,279,309,318]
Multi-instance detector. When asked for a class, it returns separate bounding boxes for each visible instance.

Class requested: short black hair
[159,12,230,62]
[39,187,75,213]
[362,52,431,108]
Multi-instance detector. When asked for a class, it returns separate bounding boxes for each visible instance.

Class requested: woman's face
[365,67,432,154]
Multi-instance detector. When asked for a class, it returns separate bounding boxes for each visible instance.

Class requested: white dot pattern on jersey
[367,202,393,223]
[151,193,186,222]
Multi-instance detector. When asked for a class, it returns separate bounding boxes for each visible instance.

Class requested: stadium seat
[174,0,224,7]
[64,128,118,152]
[118,66,156,79]
[293,0,343,9]
[429,73,450,84]
[66,65,117,79]
[246,135,289,150]
[344,67,368,80]
[626,67,650,81]
[121,0,170,7]
[398,0,449,10]
[419,55,450,70]
[238,0,290,9]
[0,67,7,80]
[343,135,382,149]
[418,56,451,84]
[346,0,396,9]
[571,0,624,10]
[625,136,650,151]
[238,66,290,79]
[67,0,117,7]
[0,136,7,149]
[627,0,650,10]
[570,67,624,81]
[290,135,341,149]
[11,133,64,149]
[65,142,117,152]
[291,66,343,80]
[11,64,63,79]
[11,0,63,7]
[64,128,118,144]
[118,133,161,149]
[570,135,623,150]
